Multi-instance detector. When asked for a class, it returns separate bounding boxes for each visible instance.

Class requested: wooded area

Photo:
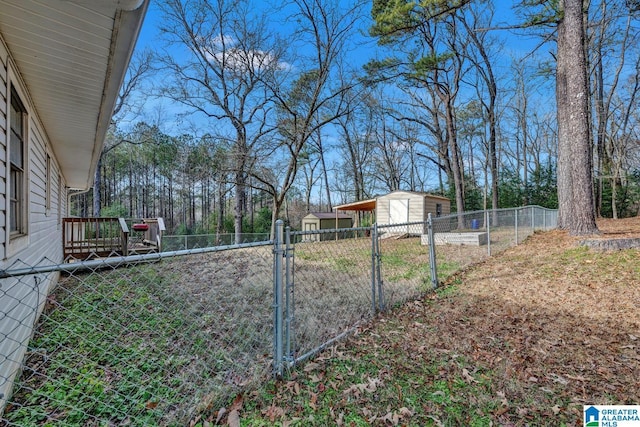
[70,0,640,236]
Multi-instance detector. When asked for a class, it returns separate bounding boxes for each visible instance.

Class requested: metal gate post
[375,224,384,312]
[273,220,284,378]
[427,214,438,289]
[284,226,294,364]
[370,224,377,313]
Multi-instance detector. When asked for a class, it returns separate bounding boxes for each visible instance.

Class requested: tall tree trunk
[556,7,571,229]
[234,170,245,244]
[248,178,254,233]
[593,0,607,218]
[556,0,598,234]
[316,129,333,211]
[270,195,284,240]
[445,98,465,229]
[217,181,225,237]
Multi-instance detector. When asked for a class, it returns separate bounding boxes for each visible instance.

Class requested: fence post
[370,224,377,314]
[486,210,491,256]
[515,208,519,245]
[531,206,535,231]
[427,214,438,289]
[284,226,294,364]
[273,220,284,378]
[375,224,384,312]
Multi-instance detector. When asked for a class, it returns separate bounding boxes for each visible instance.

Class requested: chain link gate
[271,218,439,377]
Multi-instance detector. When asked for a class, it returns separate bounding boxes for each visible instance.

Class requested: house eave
[86,2,149,190]
[0,0,149,189]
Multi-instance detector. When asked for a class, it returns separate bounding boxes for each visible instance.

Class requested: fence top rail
[432,206,558,220]
[0,239,274,279]
[164,233,270,239]
[377,220,430,228]
[291,225,372,236]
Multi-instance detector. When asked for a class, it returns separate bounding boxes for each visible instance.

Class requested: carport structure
[333,198,377,228]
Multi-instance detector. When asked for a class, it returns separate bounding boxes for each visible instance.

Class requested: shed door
[304,222,318,242]
[389,199,409,233]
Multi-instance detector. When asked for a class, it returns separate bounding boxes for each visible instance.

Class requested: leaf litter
[229,218,640,425]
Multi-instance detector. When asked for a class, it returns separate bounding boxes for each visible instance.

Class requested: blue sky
[126,1,558,200]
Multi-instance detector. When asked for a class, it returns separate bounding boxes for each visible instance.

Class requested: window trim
[6,73,30,257]
[9,85,27,237]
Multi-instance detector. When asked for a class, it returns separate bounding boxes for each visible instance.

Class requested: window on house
[436,203,442,217]
[9,86,27,236]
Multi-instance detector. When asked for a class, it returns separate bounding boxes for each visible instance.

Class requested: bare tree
[458,5,500,216]
[157,0,281,242]
[335,90,379,201]
[249,0,364,236]
[588,0,640,217]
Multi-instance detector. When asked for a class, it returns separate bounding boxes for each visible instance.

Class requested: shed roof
[334,198,377,212]
[0,0,148,189]
[304,212,352,220]
[382,190,451,202]
[334,191,449,213]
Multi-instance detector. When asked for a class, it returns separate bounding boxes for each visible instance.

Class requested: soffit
[0,0,147,188]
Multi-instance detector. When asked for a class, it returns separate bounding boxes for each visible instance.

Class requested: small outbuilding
[335,190,451,235]
[377,190,450,227]
[301,212,353,241]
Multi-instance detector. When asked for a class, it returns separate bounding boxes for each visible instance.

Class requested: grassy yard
[2,249,276,427]
[5,219,638,426]
[209,219,640,426]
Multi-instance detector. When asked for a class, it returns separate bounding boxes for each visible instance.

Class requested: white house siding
[0,37,67,413]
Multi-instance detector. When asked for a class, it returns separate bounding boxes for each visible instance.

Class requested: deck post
[119,218,129,256]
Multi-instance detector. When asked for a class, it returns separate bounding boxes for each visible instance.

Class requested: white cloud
[205,34,291,72]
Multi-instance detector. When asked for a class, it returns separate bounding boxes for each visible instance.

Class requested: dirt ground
[593,216,640,238]
[389,217,640,421]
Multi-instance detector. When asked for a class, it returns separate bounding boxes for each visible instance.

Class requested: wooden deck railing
[63,217,165,261]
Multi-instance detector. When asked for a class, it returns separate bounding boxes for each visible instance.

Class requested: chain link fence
[1,243,274,426]
[1,206,556,425]
[162,233,270,251]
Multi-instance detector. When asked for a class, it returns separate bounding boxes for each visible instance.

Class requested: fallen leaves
[362,406,414,426]
[227,219,640,426]
[262,404,285,422]
[461,367,479,384]
[343,376,383,397]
